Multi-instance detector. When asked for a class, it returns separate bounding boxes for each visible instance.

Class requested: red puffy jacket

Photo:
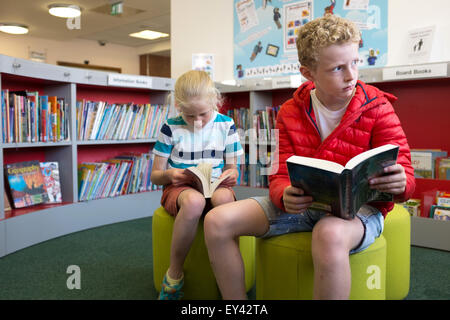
[268,80,415,218]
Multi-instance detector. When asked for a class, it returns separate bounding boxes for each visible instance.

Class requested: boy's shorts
[251,196,384,255]
[161,184,236,216]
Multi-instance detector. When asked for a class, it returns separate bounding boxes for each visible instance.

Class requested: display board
[233,0,388,79]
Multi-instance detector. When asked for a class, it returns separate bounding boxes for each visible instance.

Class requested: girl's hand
[219,168,239,187]
[282,185,313,214]
[167,168,190,186]
[369,164,406,195]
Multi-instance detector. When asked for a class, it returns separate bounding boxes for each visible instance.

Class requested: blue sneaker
[158,274,184,300]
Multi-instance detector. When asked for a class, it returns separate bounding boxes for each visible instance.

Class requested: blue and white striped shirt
[153,111,244,180]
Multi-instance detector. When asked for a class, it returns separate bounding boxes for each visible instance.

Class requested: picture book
[40,162,62,203]
[184,163,232,198]
[411,149,448,179]
[3,190,11,211]
[286,144,399,220]
[5,160,49,208]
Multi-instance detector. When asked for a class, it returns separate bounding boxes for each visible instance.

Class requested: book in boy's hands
[184,162,232,198]
[5,160,49,208]
[286,144,399,220]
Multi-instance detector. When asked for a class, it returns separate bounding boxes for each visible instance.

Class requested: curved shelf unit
[0,54,174,257]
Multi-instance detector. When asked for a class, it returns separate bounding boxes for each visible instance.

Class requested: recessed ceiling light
[0,23,29,34]
[129,30,169,40]
[48,4,82,18]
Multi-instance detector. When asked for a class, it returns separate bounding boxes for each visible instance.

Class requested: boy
[203,14,415,300]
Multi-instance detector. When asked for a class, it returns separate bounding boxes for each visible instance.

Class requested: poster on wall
[192,53,215,80]
[233,0,388,80]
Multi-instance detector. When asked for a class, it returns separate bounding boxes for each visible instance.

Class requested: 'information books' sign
[108,74,152,88]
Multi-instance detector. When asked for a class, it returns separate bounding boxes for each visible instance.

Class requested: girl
[150,70,244,300]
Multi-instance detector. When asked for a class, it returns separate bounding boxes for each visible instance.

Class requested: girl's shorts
[161,184,236,216]
[251,196,384,255]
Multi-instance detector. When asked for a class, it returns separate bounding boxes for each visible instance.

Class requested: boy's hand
[282,185,313,214]
[167,168,190,186]
[369,164,407,195]
[219,168,239,187]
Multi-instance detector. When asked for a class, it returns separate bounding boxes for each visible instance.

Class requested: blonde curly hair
[174,70,222,111]
[296,14,361,69]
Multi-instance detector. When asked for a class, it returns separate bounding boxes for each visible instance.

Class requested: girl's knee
[178,191,206,219]
[211,188,235,207]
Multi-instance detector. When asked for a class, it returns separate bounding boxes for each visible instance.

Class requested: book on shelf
[411,149,448,179]
[77,152,157,202]
[4,160,49,208]
[430,205,450,220]
[1,89,69,143]
[76,101,169,141]
[436,157,450,180]
[40,162,62,203]
[286,144,399,220]
[402,198,421,217]
[184,163,232,198]
[3,190,12,211]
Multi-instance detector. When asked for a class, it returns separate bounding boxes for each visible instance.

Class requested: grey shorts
[252,196,384,255]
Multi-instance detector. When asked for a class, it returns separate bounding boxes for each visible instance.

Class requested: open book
[286,144,399,219]
[184,163,232,198]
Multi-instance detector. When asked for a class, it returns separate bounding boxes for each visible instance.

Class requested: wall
[0,33,140,75]
[171,0,450,82]
[170,0,234,82]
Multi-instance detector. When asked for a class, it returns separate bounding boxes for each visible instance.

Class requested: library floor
[0,216,449,300]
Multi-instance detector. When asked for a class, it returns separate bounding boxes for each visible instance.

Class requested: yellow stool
[256,232,386,300]
[152,207,256,300]
[383,204,411,300]
[255,204,410,300]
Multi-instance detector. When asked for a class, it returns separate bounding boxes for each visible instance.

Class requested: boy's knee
[204,207,232,239]
[312,218,346,251]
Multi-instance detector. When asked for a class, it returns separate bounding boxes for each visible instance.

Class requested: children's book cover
[5,160,49,208]
[40,161,62,203]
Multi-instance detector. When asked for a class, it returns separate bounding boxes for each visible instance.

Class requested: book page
[286,155,344,174]
[345,144,398,170]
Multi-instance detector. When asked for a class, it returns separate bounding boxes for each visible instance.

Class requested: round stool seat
[256,232,387,300]
[152,207,255,300]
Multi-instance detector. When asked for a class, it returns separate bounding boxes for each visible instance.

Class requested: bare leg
[210,187,235,208]
[204,199,269,299]
[167,189,206,280]
[311,215,364,299]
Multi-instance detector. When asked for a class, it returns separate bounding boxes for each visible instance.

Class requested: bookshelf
[0,54,173,257]
[217,61,450,251]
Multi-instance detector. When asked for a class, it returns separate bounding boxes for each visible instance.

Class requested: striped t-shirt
[153,111,244,181]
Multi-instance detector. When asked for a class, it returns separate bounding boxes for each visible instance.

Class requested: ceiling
[0,0,171,55]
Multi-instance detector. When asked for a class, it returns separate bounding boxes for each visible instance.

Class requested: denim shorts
[251,196,384,255]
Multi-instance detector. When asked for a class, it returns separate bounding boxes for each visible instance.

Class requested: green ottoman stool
[152,207,256,300]
[383,204,411,300]
[256,232,387,300]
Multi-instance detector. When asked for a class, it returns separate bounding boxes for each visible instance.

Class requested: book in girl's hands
[5,160,49,208]
[286,144,399,220]
[184,163,232,198]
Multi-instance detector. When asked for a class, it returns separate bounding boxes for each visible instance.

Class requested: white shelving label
[382,63,447,81]
[108,74,152,88]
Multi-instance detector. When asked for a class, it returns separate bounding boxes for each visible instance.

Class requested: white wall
[388,0,450,66]
[0,33,140,75]
[170,0,234,82]
[171,0,450,82]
